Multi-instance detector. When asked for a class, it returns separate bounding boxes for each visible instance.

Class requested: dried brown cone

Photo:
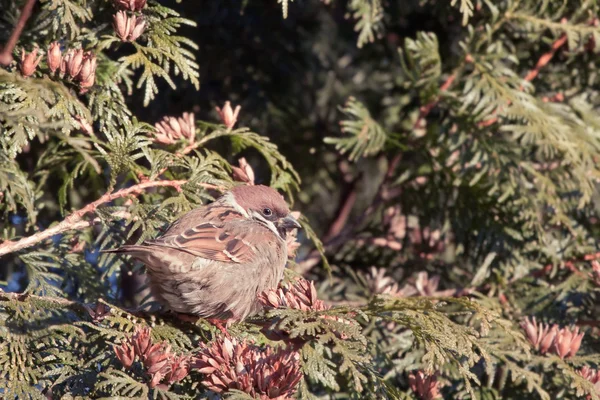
[193,337,301,399]
[194,337,247,394]
[520,317,559,354]
[409,370,442,400]
[77,52,97,90]
[114,339,135,369]
[164,355,191,385]
[413,271,457,297]
[154,112,196,145]
[395,271,465,298]
[249,347,302,400]
[113,326,191,388]
[114,0,147,11]
[131,326,153,359]
[578,366,600,398]
[520,317,584,358]
[259,277,328,312]
[46,42,62,73]
[19,47,43,78]
[365,269,461,299]
[553,326,584,359]
[259,277,356,341]
[145,343,171,374]
[113,11,146,42]
[231,157,255,185]
[144,343,173,388]
[365,267,401,296]
[215,101,241,130]
[66,49,85,78]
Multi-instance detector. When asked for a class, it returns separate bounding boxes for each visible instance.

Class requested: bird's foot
[207,318,230,337]
[174,312,199,323]
[173,313,230,337]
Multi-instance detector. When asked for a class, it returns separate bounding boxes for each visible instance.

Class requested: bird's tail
[102,244,163,271]
[102,245,150,254]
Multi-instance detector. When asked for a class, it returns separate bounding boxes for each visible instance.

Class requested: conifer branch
[478,30,568,127]
[0,0,37,65]
[0,179,222,257]
[298,71,458,274]
[0,288,82,308]
[3,1,600,398]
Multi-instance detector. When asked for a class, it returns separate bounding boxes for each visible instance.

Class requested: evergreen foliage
[1,0,600,399]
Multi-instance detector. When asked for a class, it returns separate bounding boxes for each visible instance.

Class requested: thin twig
[0,0,37,66]
[323,178,359,242]
[0,179,218,257]
[413,72,457,130]
[177,134,217,156]
[522,34,568,83]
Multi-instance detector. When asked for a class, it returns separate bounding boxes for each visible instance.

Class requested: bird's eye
[263,208,273,216]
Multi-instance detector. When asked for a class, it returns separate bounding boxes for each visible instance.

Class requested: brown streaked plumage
[106,185,300,322]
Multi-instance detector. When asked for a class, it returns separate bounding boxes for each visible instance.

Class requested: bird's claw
[207,318,231,337]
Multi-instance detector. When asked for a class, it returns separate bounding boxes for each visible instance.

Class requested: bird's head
[229,185,301,238]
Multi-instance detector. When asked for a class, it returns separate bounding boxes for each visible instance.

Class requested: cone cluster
[114,326,191,388]
[193,336,302,400]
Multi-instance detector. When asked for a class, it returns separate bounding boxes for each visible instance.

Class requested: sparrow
[106,185,301,323]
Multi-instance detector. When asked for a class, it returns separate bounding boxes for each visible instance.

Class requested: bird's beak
[280,214,301,230]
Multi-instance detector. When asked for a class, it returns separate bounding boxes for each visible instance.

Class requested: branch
[0,289,80,307]
[0,179,204,257]
[522,33,568,83]
[323,177,359,242]
[413,72,457,130]
[0,289,158,320]
[478,31,568,127]
[0,0,37,66]
[178,133,221,156]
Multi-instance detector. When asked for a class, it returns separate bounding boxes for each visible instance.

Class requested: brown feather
[145,222,259,263]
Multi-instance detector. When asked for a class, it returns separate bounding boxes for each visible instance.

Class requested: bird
[105,185,301,328]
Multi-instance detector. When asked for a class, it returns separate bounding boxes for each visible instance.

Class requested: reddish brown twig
[323,179,359,242]
[413,73,457,130]
[523,34,568,83]
[0,179,223,257]
[0,0,37,66]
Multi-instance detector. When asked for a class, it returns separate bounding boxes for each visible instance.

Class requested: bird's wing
[160,202,246,236]
[144,221,274,263]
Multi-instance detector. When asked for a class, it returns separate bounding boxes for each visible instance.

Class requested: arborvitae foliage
[1,0,600,399]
